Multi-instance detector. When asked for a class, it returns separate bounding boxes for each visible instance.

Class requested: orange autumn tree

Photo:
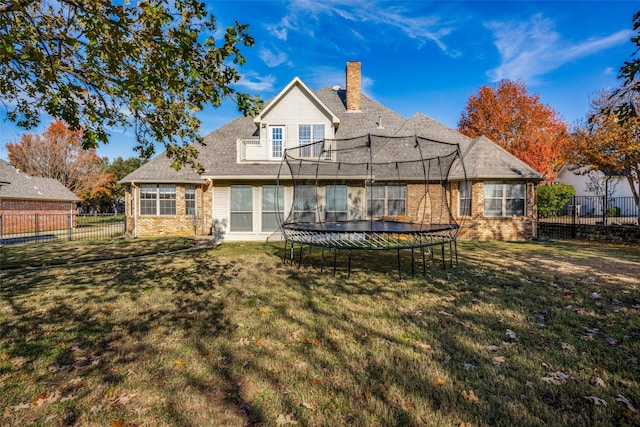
[458,80,570,181]
[7,119,116,211]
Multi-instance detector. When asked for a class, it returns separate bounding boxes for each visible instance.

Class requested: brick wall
[124,182,213,237]
[450,181,538,240]
[0,199,76,234]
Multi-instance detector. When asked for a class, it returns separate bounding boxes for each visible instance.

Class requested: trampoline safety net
[276,134,466,274]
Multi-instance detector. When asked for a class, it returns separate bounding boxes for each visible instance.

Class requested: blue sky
[0,0,637,162]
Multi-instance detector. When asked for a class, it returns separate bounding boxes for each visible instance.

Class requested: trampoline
[276,134,466,278]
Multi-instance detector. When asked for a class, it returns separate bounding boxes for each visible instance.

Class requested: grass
[0,238,639,426]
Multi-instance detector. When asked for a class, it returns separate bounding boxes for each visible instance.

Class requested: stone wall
[538,223,640,244]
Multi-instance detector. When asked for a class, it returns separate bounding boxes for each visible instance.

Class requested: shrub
[606,206,621,217]
[537,184,576,218]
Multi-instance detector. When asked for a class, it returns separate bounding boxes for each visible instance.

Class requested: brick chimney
[346,61,361,112]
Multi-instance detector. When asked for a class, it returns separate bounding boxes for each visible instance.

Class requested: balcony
[238,139,333,162]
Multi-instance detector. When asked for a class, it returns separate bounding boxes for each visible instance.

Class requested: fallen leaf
[174,359,185,366]
[584,396,607,406]
[433,378,446,388]
[111,419,125,427]
[415,341,432,352]
[255,338,264,347]
[460,423,473,427]
[561,342,574,351]
[590,377,606,388]
[0,353,9,361]
[493,356,506,365]
[275,413,298,425]
[301,401,317,410]
[104,387,116,398]
[616,394,637,413]
[461,389,479,405]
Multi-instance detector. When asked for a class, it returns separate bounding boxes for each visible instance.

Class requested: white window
[459,181,472,217]
[139,184,176,216]
[484,181,525,217]
[262,185,284,232]
[185,185,196,215]
[299,124,325,158]
[293,185,317,223]
[230,185,253,231]
[270,126,284,159]
[325,185,348,222]
[367,183,406,217]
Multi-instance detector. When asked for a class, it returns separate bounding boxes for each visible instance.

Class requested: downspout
[132,182,138,238]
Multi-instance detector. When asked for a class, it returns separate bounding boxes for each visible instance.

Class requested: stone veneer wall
[124,182,213,237]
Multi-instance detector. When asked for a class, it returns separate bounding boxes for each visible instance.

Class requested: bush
[537,184,576,218]
[606,206,621,217]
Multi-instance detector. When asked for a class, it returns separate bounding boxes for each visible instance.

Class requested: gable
[255,77,339,128]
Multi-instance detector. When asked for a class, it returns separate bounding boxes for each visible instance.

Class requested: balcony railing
[239,139,333,161]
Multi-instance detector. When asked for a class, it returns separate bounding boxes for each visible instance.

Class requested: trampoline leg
[347,250,352,279]
[421,246,426,276]
[449,240,453,267]
[411,247,415,278]
[454,239,458,266]
[298,243,303,268]
[397,249,402,280]
[283,240,288,263]
[320,247,325,273]
[441,243,446,270]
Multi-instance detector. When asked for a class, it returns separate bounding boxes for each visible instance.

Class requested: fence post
[0,213,3,245]
[571,196,576,238]
[68,213,73,241]
[35,214,39,238]
[602,195,607,225]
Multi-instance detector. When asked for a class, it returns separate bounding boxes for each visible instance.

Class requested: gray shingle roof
[0,160,80,202]
[119,82,543,183]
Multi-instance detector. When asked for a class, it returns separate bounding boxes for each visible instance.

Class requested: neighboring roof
[0,160,80,202]
[121,77,543,183]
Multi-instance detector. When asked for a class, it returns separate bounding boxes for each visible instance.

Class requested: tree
[7,119,117,211]
[617,11,640,116]
[0,0,261,170]
[570,90,640,224]
[457,80,571,181]
[106,156,146,211]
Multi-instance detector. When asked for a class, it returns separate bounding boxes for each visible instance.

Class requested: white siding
[258,85,335,149]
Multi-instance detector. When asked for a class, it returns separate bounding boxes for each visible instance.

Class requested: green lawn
[0,238,639,426]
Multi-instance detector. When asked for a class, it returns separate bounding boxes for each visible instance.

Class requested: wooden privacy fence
[0,213,125,245]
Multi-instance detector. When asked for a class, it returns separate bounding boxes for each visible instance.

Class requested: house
[0,159,80,234]
[120,61,543,241]
[555,164,638,217]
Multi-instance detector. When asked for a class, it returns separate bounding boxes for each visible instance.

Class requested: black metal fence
[0,213,125,245]
[538,196,639,240]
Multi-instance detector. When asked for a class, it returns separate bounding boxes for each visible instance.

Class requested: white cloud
[265,0,459,57]
[235,72,277,92]
[258,46,289,68]
[486,13,633,83]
